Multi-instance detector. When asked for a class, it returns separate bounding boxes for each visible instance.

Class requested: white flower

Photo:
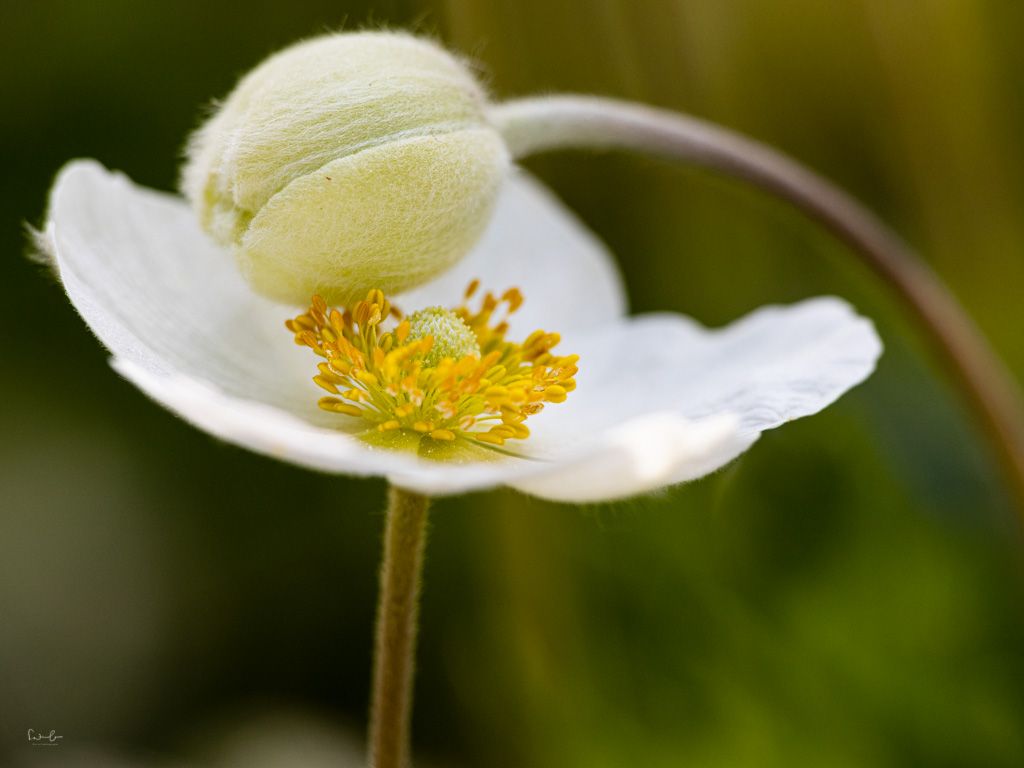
[41,159,881,502]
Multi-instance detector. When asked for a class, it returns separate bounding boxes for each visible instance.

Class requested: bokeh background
[4,1,1024,765]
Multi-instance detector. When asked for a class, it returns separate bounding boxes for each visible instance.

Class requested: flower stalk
[491,95,1024,513]
[369,486,431,768]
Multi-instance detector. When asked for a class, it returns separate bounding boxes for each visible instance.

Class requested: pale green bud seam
[182,31,510,307]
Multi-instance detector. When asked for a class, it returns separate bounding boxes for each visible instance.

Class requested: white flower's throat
[286,280,578,452]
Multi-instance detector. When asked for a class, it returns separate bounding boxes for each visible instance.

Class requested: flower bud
[181,31,509,306]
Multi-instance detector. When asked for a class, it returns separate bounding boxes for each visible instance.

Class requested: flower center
[405,307,480,366]
[285,280,578,452]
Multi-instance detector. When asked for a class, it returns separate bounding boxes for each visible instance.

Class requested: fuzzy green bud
[181,31,509,307]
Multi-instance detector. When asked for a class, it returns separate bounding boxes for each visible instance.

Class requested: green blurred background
[4,1,1024,765]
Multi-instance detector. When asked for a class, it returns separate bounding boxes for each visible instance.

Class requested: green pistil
[405,306,480,366]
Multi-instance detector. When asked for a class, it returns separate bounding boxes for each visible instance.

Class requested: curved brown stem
[491,95,1024,514]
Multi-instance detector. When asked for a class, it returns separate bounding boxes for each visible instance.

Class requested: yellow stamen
[313,376,340,394]
[318,398,363,417]
[288,281,578,453]
[543,385,567,403]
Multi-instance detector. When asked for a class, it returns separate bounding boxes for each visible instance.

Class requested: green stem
[369,486,431,768]
[491,95,1024,514]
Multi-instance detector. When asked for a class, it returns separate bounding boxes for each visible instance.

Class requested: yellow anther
[352,301,367,326]
[523,329,545,348]
[544,385,567,403]
[465,279,480,299]
[328,358,351,376]
[557,365,579,380]
[313,375,340,394]
[317,363,344,382]
[430,429,456,441]
[501,410,526,424]
[412,421,434,433]
[355,370,378,386]
[507,387,528,404]
[318,397,363,417]
[501,287,524,312]
[378,420,401,432]
[329,308,346,334]
[475,432,505,446]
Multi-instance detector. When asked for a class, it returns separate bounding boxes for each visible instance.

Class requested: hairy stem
[492,95,1024,513]
[369,486,430,768]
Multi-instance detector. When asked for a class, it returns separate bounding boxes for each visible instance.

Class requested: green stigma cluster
[405,307,481,366]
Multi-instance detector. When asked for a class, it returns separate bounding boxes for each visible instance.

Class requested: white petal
[394,168,626,336]
[509,413,755,502]
[45,159,319,417]
[663,297,882,437]
[507,297,881,500]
